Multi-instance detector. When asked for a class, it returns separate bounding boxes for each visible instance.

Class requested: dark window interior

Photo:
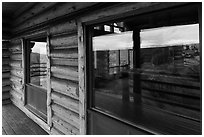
[88,4,201,134]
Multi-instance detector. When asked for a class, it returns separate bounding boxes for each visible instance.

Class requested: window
[29,41,47,89]
[87,4,201,134]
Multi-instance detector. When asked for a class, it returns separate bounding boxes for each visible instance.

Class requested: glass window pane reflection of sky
[93,24,199,51]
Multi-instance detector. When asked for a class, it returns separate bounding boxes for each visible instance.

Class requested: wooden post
[78,20,86,135]
[46,34,52,127]
[133,28,141,104]
[21,38,26,105]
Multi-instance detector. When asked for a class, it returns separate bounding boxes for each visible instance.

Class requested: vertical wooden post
[21,38,26,105]
[46,34,52,127]
[78,20,86,135]
[133,28,141,104]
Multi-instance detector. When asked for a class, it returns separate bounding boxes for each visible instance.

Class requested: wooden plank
[51,58,78,66]
[2,99,11,105]
[51,77,79,99]
[10,75,22,85]
[50,50,78,59]
[14,2,98,33]
[51,92,79,114]
[2,116,15,135]
[10,89,23,102]
[9,43,22,52]
[52,120,71,135]
[10,53,22,60]
[50,20,77,35]
[52,103,80,128]
[2,50,10,57]
[2,72,10,79]
[2,85,11,92]
[10,69,23,78]
[78,20,86,135]
[52,115,79,134]
[10,60,22,68]
[2,65,10,72]
[11,99,50,134]
[46,35,52,127]
[51,65,78,79]
[80,2,187,23]
[52,72,78,83]
[2,92,10,100]
[51,127,64,135]
[2,58,10,65]
[2,78,10,87]
[14,2,57,27]
[50,34,78,47]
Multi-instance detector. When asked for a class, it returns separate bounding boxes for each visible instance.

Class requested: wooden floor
[2,104,48,135]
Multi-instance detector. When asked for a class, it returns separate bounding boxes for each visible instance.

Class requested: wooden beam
[46,34,52,127]
[77,20,86,135]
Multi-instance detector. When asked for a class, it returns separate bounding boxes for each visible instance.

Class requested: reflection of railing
[128,69,200,121]
[30,63,47,77]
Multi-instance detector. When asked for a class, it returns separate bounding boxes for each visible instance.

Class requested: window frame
[85,3,202,134]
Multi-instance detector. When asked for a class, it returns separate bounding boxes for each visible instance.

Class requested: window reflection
[92,22,200,133]
[30,42,47,89]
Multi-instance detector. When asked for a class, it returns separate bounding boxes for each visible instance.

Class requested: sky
[93,24,199,51]
[32,42,47,54]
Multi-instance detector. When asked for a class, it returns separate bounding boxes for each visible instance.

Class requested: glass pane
[30,42,47,89]
[92,22,200,134]
[140,24,200,120]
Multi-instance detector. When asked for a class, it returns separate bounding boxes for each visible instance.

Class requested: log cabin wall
[6,2,199,135]
[2,41,11,104]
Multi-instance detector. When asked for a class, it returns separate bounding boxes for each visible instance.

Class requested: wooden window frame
[84,3,202,135]
[22,31,52,128]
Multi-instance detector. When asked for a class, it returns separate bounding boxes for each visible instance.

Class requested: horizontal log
[10,75,22,85]
[51,77,79,99]
[2,41,9,49]
[50,50,78,59]
[51,58,78,66]
[10,60,22,68]
[50,20,77,35]
[52,73,78,83]
[52,115,79,135]
[10,69,23,78]
[51,127,64,135]
[2,79,10,87]
[2,99,11,105]
[51,65,78,79]
[2,92,10,100]
[2,65,10,72]
[2,50,10,57]
[11,82,23,95]
[14,2,57,27]
[51,91,79,114]
[52,103,79,127]
[10,39,21,45]
[9,44,22,52]
[50,34,78,47]
[52,119,72,135]
[2,72,10,79]
[10,89,23,102]
[14,2,97,33]
[141,80,200,98]
[2,58,10,65]
[10,54,22,60]
[2,85,11,93]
